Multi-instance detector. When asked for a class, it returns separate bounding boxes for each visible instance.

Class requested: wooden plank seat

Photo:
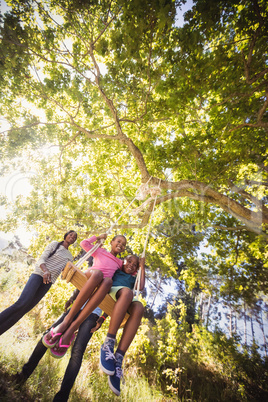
[62,261,129,327]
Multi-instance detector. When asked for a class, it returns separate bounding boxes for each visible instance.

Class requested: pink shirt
[80,236,123,278]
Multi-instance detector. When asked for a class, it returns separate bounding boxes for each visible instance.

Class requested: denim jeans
[0,273,52,335]
[21,310,99,402]
[21,311,68,378]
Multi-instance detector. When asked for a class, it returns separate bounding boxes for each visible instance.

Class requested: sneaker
[108,365,123,396]
[99,339,115,375]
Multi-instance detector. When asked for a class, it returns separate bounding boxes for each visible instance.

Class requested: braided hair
[47,230,77,258]
[111,234,127,242]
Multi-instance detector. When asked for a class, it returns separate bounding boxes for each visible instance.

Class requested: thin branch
[109,171,133,203]
[229,122,268,132]
[257,89,268,122]
[229,182,268,219]
[210,225,249,231]
[72,122,119,140]
[0,121,70,136]
[92,7,119,46]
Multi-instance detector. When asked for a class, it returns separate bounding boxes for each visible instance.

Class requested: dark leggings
[0,274,51,335]
[21,310,99,402]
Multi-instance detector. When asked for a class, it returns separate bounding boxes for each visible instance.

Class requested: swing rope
[76,177,154,268]
[61,178,161,324]
[134,179,161,298]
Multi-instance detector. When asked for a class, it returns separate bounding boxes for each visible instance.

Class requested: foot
[50,333,76,359]
[42,327,62,348]
[108,365,123,396]
[99,339,115,375]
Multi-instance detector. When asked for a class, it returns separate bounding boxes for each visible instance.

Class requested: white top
[34,241,73,284]
[90,306,102,316]
[78,301,101,318]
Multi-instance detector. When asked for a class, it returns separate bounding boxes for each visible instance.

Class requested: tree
[0,0,267,243]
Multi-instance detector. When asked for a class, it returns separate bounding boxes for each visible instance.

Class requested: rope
[134,179,161,298]
[76,177,161,300]
[135,177,152,200]
[76,242,102,268]
[75,177,154,268]
[131,183,161,216]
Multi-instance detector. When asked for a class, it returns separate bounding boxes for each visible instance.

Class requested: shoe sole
[50,348,68,359]
[42,336,58,348]
[50,334,76,358]
[108,376,120,396]
[99,360,115,376]
[42,329,62,348]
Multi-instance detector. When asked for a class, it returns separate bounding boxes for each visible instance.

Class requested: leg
[53,313,99,402]
[12,310,69,385]
[47,269,103,343]
[99,288,133,375]
[108,301,144,396]
[117,301,144,353]
[21,311,68,379]
[108,288,134,336]
[52,277,112,351]
[0,274,51,335]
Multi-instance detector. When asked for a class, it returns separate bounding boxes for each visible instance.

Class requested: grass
[0,259,172,401]
[3,257,266,401]
[0,328,173,401]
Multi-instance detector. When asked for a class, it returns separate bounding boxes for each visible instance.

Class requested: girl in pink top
[80,235,124,278]
[43,233,126,358]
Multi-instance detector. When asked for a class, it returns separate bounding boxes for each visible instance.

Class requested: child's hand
[90,317,105,333]
[97,233,107,242]
[64,298,73,312]
[64,289,79,312]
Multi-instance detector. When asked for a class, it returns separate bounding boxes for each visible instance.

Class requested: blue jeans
[0,273,51,335]
[21,310,99,402]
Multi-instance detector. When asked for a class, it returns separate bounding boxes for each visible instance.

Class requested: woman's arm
[40,263,52,284]
[38,241,58,284]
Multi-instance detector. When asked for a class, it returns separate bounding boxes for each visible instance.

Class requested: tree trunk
[199,292,203,321]
[251,315,255,343]
[258,309,267,357]
[234,312,237,334]
[229,305,233,337]
[150,278,162,309]
[244,302,247,346]
[206,294,211,329]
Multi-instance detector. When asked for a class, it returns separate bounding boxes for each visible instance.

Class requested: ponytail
[47,241,64,259]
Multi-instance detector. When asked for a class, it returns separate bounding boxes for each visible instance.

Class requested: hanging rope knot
[131,198,152,215]
[132,186,161,216]
[136,183,151,200]
[136,179,161,201]
[149,187,161,197]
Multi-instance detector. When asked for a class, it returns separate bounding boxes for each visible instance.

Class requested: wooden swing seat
[61,261,129,327]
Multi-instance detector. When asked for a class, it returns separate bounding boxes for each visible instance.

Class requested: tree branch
[257,88,268,122]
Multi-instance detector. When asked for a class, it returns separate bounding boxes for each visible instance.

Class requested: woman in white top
[0,230,77,336]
